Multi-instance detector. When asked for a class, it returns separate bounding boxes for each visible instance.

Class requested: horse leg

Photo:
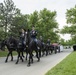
[29,56,33,64]
[42,49,44,57]
[38,52,40,62]
[22,51,25,58]
[39,49,41,57]
[36,51,40,62]
[20,52,24,62]
[58,47,60,53]
[25,52,28,61]
[27,53,31,67]
[49,49,51,55]
[47,47,49,55]
[54,47,57,54]
[51,49,53,54]
[15,52,20,64]
[10,52,13,61]
[5,51,11,63]
[46,49,48,56]
[25,54,27,61]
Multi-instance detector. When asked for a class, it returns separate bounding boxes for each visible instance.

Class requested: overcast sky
[0,0,76,40]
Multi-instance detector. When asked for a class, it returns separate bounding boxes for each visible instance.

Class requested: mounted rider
[30,26,39,49]
[46,38,51,51]
[39,35,44,45]
[46,38,51,46]
[39,36,43,42]
[20,28,26,46]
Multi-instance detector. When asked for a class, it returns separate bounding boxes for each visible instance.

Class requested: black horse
[42,43,59,56]
[40,42,48,56]
[15,38,25,64]
[51,43,60,54]
[0,36,26,64]
[25,30,42,66]
[73,44,76,51]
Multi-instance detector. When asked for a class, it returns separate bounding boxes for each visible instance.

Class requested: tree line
[0,0,76,45]
[61,5,76,45]
[0,0,59,43]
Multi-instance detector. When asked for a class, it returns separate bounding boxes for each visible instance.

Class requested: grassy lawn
[0,50,17,57]
[45,51,76,75]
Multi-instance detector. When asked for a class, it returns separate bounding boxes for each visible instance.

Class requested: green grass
[45,51,76,75]
[0,50,17,57]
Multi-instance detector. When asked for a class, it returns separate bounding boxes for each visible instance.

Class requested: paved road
[0,49,73,75]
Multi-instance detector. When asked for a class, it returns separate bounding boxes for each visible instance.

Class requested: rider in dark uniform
[20,28,26,47]
[39,36,44,45]
[39,35,45,49]
[46,38,51,54]
[39,36,43,42]
[46,38,51,46]
[30,26,39,49]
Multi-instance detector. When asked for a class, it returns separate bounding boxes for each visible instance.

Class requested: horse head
[0,40,6,51]
[25,29,31,45]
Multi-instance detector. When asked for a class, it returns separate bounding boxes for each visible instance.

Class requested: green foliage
[71,36,76,44]
[26,8,59,42]
[29,10,39,27]
[0,50,17,57]
[66,5,76,24]
[0,0,20,38]
[60,26,70,34]
[60,5,76,44]
[0,51,8,57]
[45,52,76,75]
[59,38,66,45]
[0,1,59,42]
[9,14,29,37]
[0,27,5,40]
[59,38,72,46]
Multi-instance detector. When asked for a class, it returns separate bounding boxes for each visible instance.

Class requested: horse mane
[25,29,31,44]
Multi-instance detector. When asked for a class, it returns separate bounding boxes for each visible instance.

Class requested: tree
[9,14,29,37]
[0,0,20,38]
[28,8,59,42]
[0,27,5,40]
[61,5,76,44]
[0,2,59,42]
[28,10,39,29]
[38,8,59,42]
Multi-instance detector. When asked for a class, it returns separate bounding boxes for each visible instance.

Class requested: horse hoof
[37,59,40,62]
[23,56,25,58]
[31,61,33,64]
[27,64,31,67]
[11,59,13,61]
[5,60,7,63]
[15,62,18,64]
[22,60,24,62]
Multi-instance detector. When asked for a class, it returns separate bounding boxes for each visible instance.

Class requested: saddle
[9,43,15,48]
[17,42,23,48]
